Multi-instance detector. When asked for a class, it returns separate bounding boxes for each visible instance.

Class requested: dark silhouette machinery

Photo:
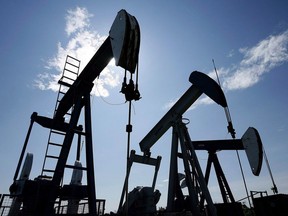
[1,9,141,216]
[135,71,263,216]
[0,9,284,216]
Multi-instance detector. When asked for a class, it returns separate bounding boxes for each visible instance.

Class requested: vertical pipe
[76,133,81,161]
[84,93,97,215]
[125,100,133,215]
[167,126,179,212]
[13,112,36,181]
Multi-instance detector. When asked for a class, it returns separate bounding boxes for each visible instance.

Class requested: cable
[235,150,253,208]
[263,146,278,194]
[93,78,126,106]
[124,72,134,216]
[213,59,252,209]
[212,59,221,87]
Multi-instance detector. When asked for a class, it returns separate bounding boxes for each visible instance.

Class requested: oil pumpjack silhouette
[1,9,287,216]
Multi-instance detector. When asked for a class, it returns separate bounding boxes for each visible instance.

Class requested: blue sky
[0,0,288,212]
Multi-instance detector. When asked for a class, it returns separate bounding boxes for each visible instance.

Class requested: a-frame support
[167,117,217,216]
[204,151,235,204]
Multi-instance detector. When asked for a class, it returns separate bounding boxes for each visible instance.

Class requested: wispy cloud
[35,7,120,97]
[164,30,288,110]
[227,49,235,58]
[223,30,288,90]
[65,7,92,36]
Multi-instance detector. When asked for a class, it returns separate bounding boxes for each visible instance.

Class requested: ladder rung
[40,55,81,182]
[65,164,87,171]
[74,130,86,135]
[60,76,75,82]
[58,80,72,88]
[66,62,80,69]
[67,55,81,63]
[62,75,77,82]
[38,175,53,179]
[66,61,80,69]
[51,130,66,136]
[58,90,66,95]
[48,142,63,147]
[42,169,55,173]
[46,155,59,159]
[63,68,78,76]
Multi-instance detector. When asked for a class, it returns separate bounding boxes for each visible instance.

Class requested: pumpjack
[1,9,140,216]
[0,9,284,216]
[125,71,264,216]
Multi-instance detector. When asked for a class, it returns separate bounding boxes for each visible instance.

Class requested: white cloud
[207,67,230,84]
[35,7,120,97]
[65,7,93,36]
[223,30,288,90]
[164,30,288,110]
[194,96,214,107]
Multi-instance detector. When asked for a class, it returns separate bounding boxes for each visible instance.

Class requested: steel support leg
[178,120,217,216]
[84,93,97,215]
[212,152,235,203]
[167,126,179,212]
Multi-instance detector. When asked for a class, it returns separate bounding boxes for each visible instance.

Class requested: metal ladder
[40,55,81,179]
